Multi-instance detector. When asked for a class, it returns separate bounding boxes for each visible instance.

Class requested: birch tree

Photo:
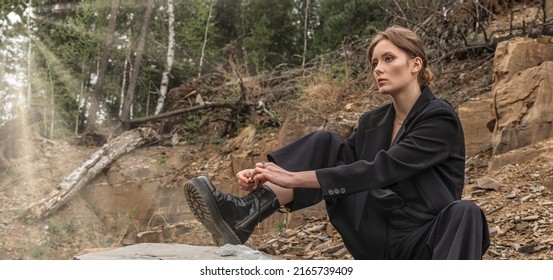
[154,0,175,115]
[302,0,310,68]
[119,35,131,117]
[26,0,33,106]
[198,0,214,78]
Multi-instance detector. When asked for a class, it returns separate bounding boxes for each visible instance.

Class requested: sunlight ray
[32,38,82,96]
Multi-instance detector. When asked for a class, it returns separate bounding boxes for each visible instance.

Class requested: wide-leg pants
[267,131,490,259]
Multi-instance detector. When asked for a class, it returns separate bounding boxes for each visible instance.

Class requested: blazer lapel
[392,86,435,145]
[359,105,395,159]
[401,86,435,128]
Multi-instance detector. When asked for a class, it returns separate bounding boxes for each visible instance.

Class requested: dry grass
[297,75,345,114]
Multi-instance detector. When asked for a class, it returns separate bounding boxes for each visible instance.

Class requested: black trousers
[268,131,490,259]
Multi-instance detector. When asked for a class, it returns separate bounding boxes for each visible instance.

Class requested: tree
[29,0,99,137]
[198,0,214,78]
[302,0,310,68]
[212,0,242,47]
[242,0,300,72]
[87,0,120,131]
[120,0,155,123]
[154,0,175,115]
[313,0,388,52]
[26,0,33,107]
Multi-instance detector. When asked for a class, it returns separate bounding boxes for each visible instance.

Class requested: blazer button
[340,187,346,194]
[328,189,334,195]
[334,188,340,195]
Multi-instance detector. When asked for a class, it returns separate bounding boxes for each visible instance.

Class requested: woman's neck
[391,83,422,122]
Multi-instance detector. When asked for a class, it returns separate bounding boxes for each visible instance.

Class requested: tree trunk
[119,35,131,117]
[154,0,175,115]
[50,89,55,138]
[26,0,32,107]
[87,0,120,131]
[27,127,160,220]
[198,0,213,78]
[120,0,155,123]
[302,0,309,68]
[75,75,84,135]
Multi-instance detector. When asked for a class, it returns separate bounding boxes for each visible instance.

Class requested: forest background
[1,0,392,135]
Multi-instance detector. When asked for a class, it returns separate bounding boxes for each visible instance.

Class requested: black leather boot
[184,176,280,245]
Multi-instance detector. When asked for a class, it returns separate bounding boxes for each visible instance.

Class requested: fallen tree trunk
[127,102,239,126]
[27,127,160,220]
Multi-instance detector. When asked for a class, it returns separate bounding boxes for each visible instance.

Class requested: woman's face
[371,39,421,95]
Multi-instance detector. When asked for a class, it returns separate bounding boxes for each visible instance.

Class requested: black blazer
[316,86,465,229]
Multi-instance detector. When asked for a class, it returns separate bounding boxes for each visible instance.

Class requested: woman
[184,25,490,260]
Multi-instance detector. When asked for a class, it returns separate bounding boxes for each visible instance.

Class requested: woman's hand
[238,162,320,191]
[236,169,256,191]
[251,161,320,189]
[251,162,296,189]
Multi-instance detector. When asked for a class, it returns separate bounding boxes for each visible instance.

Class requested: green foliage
[28,235,52,259]
[64,219,78,234]
[243,15,275,72]
[1,0,396,131]
[47,219,61,235]
[173,0,222,78]
[314,0,390,53]
[210,134,225,144]
[274,213,288,232]
[30,244,45,259]
[157,153,166,165]
[14,208,28,220]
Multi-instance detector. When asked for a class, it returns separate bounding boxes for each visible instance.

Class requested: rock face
[74,243,276,260]
[488,138,553,171]
[490,36,553,155]
[458,98,493,156]
[276,115,354,147]
[80,145,195,237]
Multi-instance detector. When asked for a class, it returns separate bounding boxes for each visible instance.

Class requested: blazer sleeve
[315,104,462,198]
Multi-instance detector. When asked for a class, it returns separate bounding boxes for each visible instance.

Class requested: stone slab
[74,243,277,260]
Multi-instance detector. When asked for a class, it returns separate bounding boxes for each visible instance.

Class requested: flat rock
[74,243,277,260]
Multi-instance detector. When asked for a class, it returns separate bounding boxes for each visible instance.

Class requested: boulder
[458,98,493,156]
[491,61,553,154]
[490,37,553,155]
[491,37,553,83]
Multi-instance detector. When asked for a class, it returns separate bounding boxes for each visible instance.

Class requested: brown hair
[367,25,434,86]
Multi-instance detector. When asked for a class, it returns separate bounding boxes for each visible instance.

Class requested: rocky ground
[2,128,552,260]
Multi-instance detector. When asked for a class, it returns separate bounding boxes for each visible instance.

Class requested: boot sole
[184,176,241,246]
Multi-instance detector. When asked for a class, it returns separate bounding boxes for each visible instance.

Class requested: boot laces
[229,187,273,228]
[226,187,265,206]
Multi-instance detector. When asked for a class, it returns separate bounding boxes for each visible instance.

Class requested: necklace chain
[395,119,404,126]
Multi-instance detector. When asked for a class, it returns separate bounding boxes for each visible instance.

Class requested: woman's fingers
[236,169,256,190]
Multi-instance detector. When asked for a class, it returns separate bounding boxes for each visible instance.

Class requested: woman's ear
[411,57,423,73]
